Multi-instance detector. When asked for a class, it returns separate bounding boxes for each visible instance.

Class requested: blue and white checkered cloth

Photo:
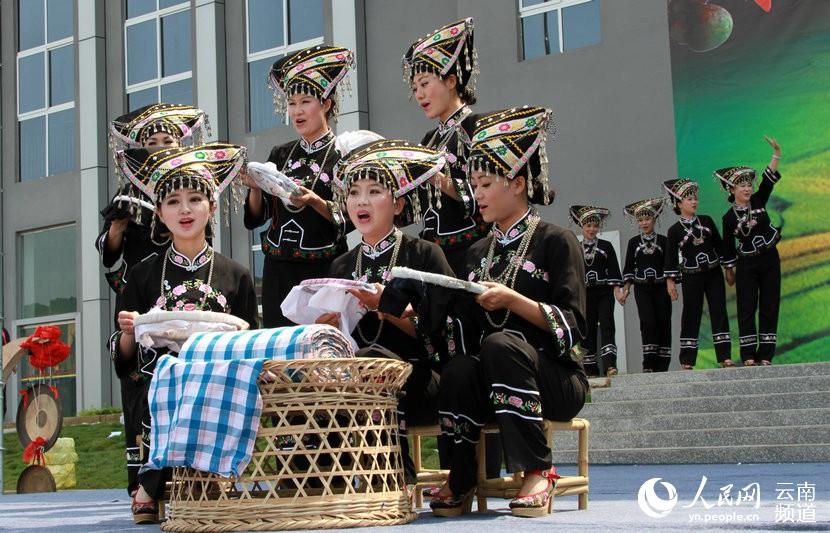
[141,325,353,477]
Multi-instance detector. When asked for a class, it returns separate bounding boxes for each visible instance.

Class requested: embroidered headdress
[269,45,354,114]
[110,103,209,148]
[714,166,755,190]
[402,18,478,98]
[333,139,447,225]
[569,205,611,227]
[663,178,699,204]
[623,197,666,224]
[467,106,555,205]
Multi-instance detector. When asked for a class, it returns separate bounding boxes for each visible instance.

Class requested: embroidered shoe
[131,492,159,524]
[509,466,560,518]
[422,486,441,499]
[429,487,476,517]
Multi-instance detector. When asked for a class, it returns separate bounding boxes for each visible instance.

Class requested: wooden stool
[410,418,590,512]
[409,425,449,509]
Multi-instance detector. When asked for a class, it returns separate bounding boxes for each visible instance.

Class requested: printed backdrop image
[668,0,830,366]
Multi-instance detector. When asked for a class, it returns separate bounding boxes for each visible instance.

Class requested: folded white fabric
[281,278,376,348]
[246,161,302,205]
[334,130,384,157]
[134,309,248,352]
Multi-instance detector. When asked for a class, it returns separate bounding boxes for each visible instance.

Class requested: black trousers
[438,332,588,495]
[736,248,781,362]
[634,283,672,372]
[679,268,731,365]
[261,257,332,327]
[584,286,617,374]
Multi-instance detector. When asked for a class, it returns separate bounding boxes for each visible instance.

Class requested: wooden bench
[410,418,590,512]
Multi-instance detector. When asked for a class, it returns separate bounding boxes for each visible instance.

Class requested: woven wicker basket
[161,358,415,531]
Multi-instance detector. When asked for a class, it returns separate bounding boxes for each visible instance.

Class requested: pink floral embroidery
[319,172,330,183]
[379,240,390,249]
[216,294,227,307]
[173,255,184,264]
[172,285,186,296]
[170,158,183,167]
[215,150,226,159]
[468,272,476,281]
[381,270,391,281]
[183,303,197,311]
[175,300,184,308]
[508,396,523,407]
[508,228,519,238]
[523,261,536,273]
[290,160,302,170]
[446,153,457,164]
[155,296,165,307]
[447,340,456,352]
[499,123,511,132]
[199,284,211,293]
[310,162,321,173]
[555,328,565,339]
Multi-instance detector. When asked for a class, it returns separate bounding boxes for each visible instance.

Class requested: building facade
[1,0,678,418]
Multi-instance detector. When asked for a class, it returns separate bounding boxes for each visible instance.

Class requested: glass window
[19,225,77,319]
[161,10,191,76]
[18,321,78,417]
[288,0,323,44]
[19,117,46,181]
[49,44,74,106]
[127,0,155,19]
[522,13,546,61]
[160,0,188,9]
[248,56,281,133]
[562,0,601,50]
[46,0,73,42]
[18,0,45,51]
[126,20,158,85]
[248,0,284,54]
[161,78,193,105]
[47,109,76,175]
[245,0,324,133]
[16,0,76,181]
[519,0,600,60]
[128,87,158,110]
[18,53,46,113]
[125,2,192,112]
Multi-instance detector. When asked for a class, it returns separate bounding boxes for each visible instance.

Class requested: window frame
[244,0,325,133]
[518,0,600,59]
[16,0,76,180]
[123,0,193,108]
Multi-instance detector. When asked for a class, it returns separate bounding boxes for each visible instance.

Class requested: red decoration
[755,0,771,13]
[23,437,47,466]
[20,325,70,371]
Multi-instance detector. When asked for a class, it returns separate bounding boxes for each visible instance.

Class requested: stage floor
[1,463,828,532]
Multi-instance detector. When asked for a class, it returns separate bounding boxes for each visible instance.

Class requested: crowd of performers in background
[90,17,784,524]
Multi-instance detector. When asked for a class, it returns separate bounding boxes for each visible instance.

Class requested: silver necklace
[583,240,597,266]
[159,246,215,307]
[639,233,657,255]
[681,217,705,246]
[281,139,335,214]
[354,229,403,345]
[482,215,541,329]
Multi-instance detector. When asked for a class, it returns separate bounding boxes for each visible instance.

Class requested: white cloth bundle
[281,278,377,349]
[133,309,250,352]
[334,130,385,157]
[389,266,489,294]
[246,161,303,205]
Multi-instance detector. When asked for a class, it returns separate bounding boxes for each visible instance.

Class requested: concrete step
[578,390,830,418]
[570,407,830,434]
[602,361,830,387]
[553,443,830,465]
[590,374,830,402]
[591,425,828,449]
